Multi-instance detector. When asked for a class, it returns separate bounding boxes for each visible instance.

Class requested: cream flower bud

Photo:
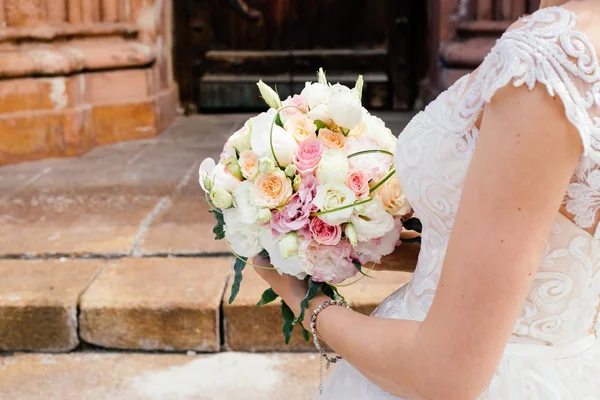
[284,164,297,178]
[224,158,243,180]
[258,208,272,223]
[210,187,233,209]
[257,80,282,110]
[259,157,276,175]
[278,232,299,259]
[345,223,358,246]
[317,67,327,85]
[293,174,302,192]
[355,75,364,101]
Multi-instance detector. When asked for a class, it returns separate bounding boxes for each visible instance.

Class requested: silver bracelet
[309,299,352,395]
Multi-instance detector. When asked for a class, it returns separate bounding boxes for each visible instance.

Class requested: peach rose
[318,128,346,150]
[239,151,259,181]
[254,170,293,209]
[376,175,412,217]
[284,114,317,143]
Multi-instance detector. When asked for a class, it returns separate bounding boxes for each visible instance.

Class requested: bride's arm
[255,83,583,400]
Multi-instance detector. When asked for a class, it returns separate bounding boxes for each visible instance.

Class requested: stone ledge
[79,257,232,352]
[0,22,138,42]
[223,266,413,352]
[0,259,104,352]
[0,39,155,78]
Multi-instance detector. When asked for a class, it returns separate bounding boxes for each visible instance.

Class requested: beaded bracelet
[309,299,352,395]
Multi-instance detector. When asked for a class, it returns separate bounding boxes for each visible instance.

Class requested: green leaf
[293,279,323,325]
[257,288,279,306]
[314,120,327,130]
[228,256,247,304]
[275,113,283,128]
[401,236,422,244]
[281,300,295,344]
[352,260,372,278]
[209,209,225,240]
[403,217,422,233]
[322,284,344,302]
[302,325,311,342]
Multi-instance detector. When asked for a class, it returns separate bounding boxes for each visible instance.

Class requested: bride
[254,0,600,398]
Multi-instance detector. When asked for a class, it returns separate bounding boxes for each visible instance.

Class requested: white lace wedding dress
[319,7,600,399]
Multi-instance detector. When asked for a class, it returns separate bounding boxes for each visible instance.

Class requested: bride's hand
[252,255,308,307]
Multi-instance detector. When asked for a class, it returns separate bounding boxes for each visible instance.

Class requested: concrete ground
[0,112,415,399]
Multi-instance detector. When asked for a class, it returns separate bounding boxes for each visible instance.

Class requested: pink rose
[281,95,309,123]
[271,175,318,234]
[346,170,369,199]
[293,139,324,177]
[309,217,342,246]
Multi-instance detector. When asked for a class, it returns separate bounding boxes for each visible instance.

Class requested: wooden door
[174,0,428,112]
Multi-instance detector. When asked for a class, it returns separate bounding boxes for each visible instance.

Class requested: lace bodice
[378,6,600,347]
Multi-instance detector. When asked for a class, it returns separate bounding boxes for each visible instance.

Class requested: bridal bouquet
[200,69,420,342]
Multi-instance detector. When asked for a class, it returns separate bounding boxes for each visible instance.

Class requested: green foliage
[314,120,328,130]
[228,256,247,304]
[352,260,372,278]
[209,209,225,240]
[281,301,295,344]
[293,279,323,325]
[275,113,283,128]
[257,288,279,306]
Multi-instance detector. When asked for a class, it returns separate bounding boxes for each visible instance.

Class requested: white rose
[257,80,282,110]
[313,183,356,225]
[300,82,330,109]
[251,109,298,167]
[353,219,402,264]
[328,84,363,130]
[210,187,232,209]
[362,114,396,152]
[227,120,252,153]
[316,149,349,185]
[259,228,307,279]
[233,181,260,225]
[350,197,395,242]
[307,104,333,125]
[223,208,262,258]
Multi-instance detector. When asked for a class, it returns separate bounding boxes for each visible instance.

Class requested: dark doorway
[174,0,429,113]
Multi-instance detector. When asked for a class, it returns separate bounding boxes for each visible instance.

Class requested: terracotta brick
[86,69,150,105]
[223,266,413,351]
[79,257,231,351]
[0,259,103,352]
[92,100,157,145]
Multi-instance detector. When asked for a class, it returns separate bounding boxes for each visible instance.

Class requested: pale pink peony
[309,217,342,246]
[293,139,324,177]
[352,219,403,265]
[270,175,318,234]
[346,136,392,182]
[300,240,358,284]
[281,95,309,123]
[346,170,369,199]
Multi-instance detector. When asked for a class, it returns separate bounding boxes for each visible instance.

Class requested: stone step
[223,266,413,352]
[0,352,320,400]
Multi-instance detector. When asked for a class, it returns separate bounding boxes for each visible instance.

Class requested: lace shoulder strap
[472,6,600,165]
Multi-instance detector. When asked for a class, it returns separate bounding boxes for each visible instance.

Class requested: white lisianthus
[307,104,333,125]
[251,109,298,167]
[350,197,395,242]
[313,183,356,225]
[278,232,299,258]
[213,163,243,193]
[259,228,307,279]
[257,80,282,110]
[210,187,233,209]
[257,208,272,223]
[233,181,260,225]
[284,164,297,178]
[199,158,216,193]
[316,149,349,185]
[219,145,237,163]
[345,223,358,246]
[223,208,262,258]
[300,82,330,109]
[362,113,396,153]
[328,84,363,130]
